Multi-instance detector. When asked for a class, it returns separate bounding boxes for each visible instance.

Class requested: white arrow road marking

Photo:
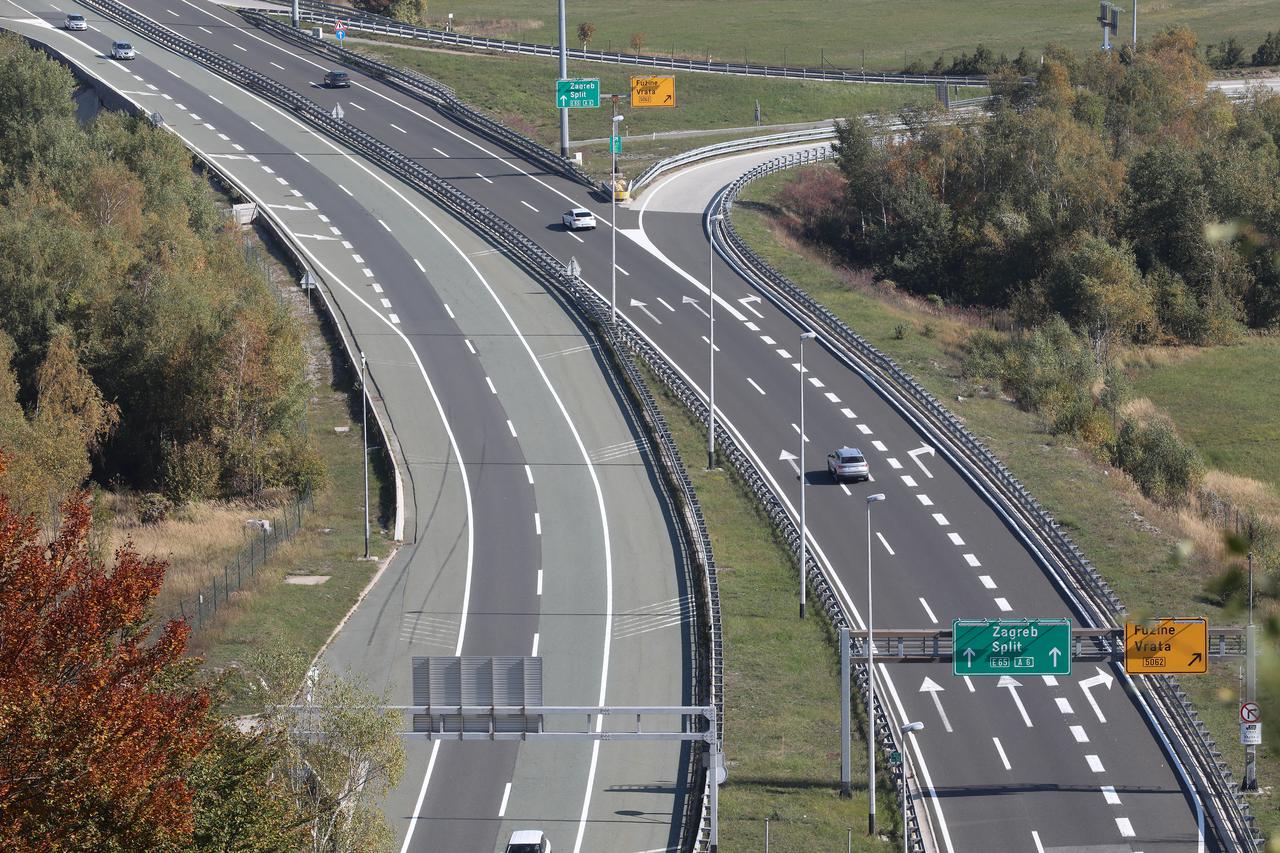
[778,449,800,476]
[1079,667,1114,723]
[908,444,936,478]
[681,295,709,317]
[739,295,764,317]
[919,677,953,732]
[294,233,339,241]
[628,298,661,324]
[998,676,1033,727]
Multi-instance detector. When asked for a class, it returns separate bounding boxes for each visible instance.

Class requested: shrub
[893,323,907,340]
[162,439,220,505]
[1111,417,1203,506]
[138,492,171,525]
[960,329,1009,382]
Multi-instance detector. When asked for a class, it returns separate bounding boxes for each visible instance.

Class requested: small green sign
[556,78,600,109]
[953,619,1072,676]
[609,135,622,154]
[889,750,902,766]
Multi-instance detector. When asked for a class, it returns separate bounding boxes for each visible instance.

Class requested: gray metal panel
[411,656,543,733]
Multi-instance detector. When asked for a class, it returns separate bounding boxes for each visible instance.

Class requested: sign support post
[840,626,851,798]
[556,0,568,156]
[1244,551,1259,791]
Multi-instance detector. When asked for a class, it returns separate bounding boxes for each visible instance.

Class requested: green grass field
[1132,339,1280,489]
[427,0,1278,73]
[732,173,1279,837]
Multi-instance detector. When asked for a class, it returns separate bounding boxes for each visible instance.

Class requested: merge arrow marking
[919,676,953,732]
[628,298,662,324]
[907,444,936,478]
[738,295,764,318]
[998,675,1033,727]
[778,449,800,476]
[682,294,710,318]
[1079,666,1114,724]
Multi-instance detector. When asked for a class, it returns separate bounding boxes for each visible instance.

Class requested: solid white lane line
[537,569,543,595]
[1086,754,1105,772]
[747,377,766,395]
[876,531,895,556]
[963,676,975,692]
[507,419,517,437]
[531,632,539,656]
[433,147,449,157]
[841,408,856,419]
[917,494,934,506]
[1032,831,1046,853]
[1115,818,1134,838]
[525,465,534,484]
[947,532,965,545]
[963,554,981,567]
[476,171,493,183]
[167,69,181,79]
[979,575,997,589]
[932,513,950,525]
[992,737,1011,770]
[1056,698,1074,714]
[1070,725,1089,743]
[521,200,538,212]
[414,258,425,272]
[249,120,264,131]
[534,512,541,535]
[444,303,455,319]
[1102,785,1121,805]
[390,122,406,133]
[465,339,476,354]
[485,377,497,395]
[919,597,938,624]
[498,782,512,817]
[995,597,1012,612]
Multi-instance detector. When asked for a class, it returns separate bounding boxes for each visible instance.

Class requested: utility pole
[1132,0,1138,46]
[1243,551,1258,791]
[557,0,569,157]
[840,626,851,797]
[291,0,299,28]
[361,352,370,560]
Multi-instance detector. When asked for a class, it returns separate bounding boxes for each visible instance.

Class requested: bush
[892,323,907,340]
[162,439,220,505]
[1111,417,1203,506]
[138,492,171,525]
[960,329,1010,382]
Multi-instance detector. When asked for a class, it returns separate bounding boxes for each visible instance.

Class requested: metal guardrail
[627,125,836,194]
[239,10,595,189]
[268,0,992,88]
[72,1,723,846]
[711,148,1264,851]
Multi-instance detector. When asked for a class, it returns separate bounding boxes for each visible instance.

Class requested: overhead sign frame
[952,618,1072,676]
[1124,617,1208,674]
[630,75,676,108]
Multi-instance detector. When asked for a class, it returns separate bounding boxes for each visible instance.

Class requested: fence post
[224,565,230,601]
[262,526,268,559]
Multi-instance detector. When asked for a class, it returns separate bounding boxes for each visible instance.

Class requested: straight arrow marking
[998,675,1033,727]
[778,449,799,476]
[628,298,661,324]
[919,677,953,732]
[682,294,710,317]
[1079,667,1114,724]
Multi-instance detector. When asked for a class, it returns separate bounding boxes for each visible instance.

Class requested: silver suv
[110,41,136,60]
[64,13,87,30]
[827,446,869,482]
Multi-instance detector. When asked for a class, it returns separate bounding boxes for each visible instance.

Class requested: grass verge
[732,169,1279,836]
[643,367,895,851]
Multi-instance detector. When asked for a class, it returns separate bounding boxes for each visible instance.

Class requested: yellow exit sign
[1125,618,1208,674]
[631,76,675,108]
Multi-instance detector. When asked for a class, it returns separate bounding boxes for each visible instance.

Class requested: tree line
[0,34,322,520]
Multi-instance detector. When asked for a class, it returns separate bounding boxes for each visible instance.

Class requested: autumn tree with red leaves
[0,461,212,850]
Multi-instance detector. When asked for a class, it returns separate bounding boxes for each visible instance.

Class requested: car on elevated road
[504,829,551,853]
[562,207,597,230]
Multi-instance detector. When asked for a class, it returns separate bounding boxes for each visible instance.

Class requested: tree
[629,31,646,53]
[0,466,212,849]
[576,21,596,49]
[1251,31,1280,67]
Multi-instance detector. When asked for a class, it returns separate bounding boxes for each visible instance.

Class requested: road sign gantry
[953,618,1072,676]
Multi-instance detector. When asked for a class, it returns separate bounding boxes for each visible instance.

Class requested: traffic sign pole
[1244,553,1258,791]
[556,0,568,156]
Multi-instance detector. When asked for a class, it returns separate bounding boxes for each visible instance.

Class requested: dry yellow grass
[1200,469,1280,519]
[1118,396,1161,424]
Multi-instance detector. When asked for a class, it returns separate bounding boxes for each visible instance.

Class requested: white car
[64,13,87,30]
[827,446,870,482]
[562,208,596,230]
[110,40,136,60]
[505,830,551,853]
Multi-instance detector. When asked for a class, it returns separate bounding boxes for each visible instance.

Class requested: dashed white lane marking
[744,321,760,331]
[760,335,775,345]
[531,632,539,656]
[825,392,841,403]
[840,484,852,496]
[808,376,824,388]
[498,782,512,817]
[203,122,215,130]
[296,153,310,162]
[1041,675,1058,686]
[197,24,210,32]
[876,531,894,555]
[871,440,886,451]
[465,339,476,354]
[250,120,264,131]
[979,575,997,589]
[444,303,455,319]
[161,93,172,100]
[1056,698,1074,714]
[432,147,449,157]
[525,465,534,484]
[350,101,366,110]
[747,378,766,395]
[208,95,222,104]
[857,423,872,434]
[232,143,244,151]
[901,474,917,487]
[475,171,493,183]
[145,83,158,91]
[534,512,541,535]
[174,102,185,109]
[615,264,629,276]
[568,231,584,243]
[963,676,975,692]
[790,423,810,442]
[918,597,937,624]
[276,177,289,186]
[378,219,391,231]
[507,419,518,438]
[995,597,1012,612]
[521,200,538,212]
[232,42,246,51]
[699,335,720,351]
[352,254,364,263]
[166,70,180,79]
[485,377,497,394]
[963,554,981,567]
[217,132,229,140]
[390,122,407,133]
[1101,785,1121,805]
[189,113,201,121]
[887,457,902,469]
[414,258,425,272]
[388,313,400,324]
[270,61,284,69]
[652,297,674,313]
[361,268,373,278]
[993,737,1012,770]
[775,348,791,359]
[1032,831,1046,853]
[917,494,934,506]
[261,163,275,173]
[932,513,950,525]
[1086,754,1105,772]
[339,184,353,196]
[1070,725,1089,743]
[380,298,392,308]
[1115,818,1134,838]
[840,408,856,419]
[372,283,383,293]
[537,569,543,595]
[948,532,965,545]
[165,8,178,15]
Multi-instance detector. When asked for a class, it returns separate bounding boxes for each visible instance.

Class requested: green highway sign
[953,618,1072,676]
[556,78,600,109]
[609,135,622,154]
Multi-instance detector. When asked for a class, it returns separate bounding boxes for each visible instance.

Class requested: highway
[0,7,695,852]
[17,1,1222,849]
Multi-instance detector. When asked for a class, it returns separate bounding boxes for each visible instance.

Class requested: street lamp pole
[900,721,925,853]
[867,492,886,835]
[611,112,623,325]
[361,352,370,560]
[799,331,817,618]
[707,213,724,469]
[556,0,569,157]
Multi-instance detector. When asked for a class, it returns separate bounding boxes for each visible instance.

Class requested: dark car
[323,70,351,88]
